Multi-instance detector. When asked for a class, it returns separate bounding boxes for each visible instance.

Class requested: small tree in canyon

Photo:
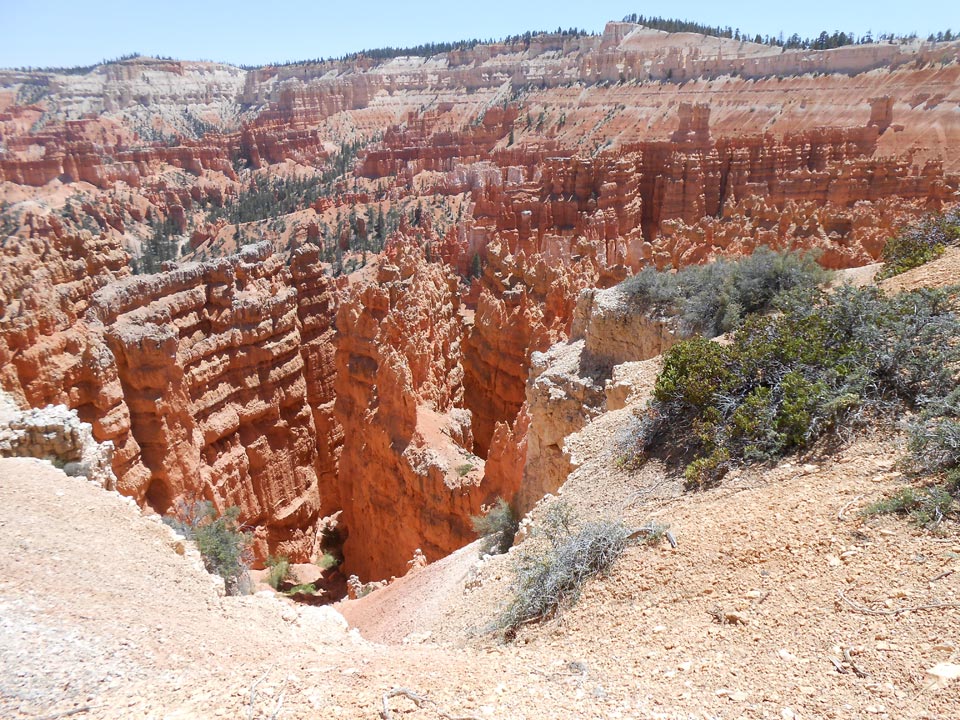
[164,501,252,595]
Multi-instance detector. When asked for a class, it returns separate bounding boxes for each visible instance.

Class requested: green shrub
[654,336,732,409]
[880,238,945,279]
[265,555,290,590]
[908,416,960,474]
[683,447,730,490]
[164,501,251,595]
[877,208,960,279]
[471,497,518,555]
[906,386,960,475]
[777,371,827,447]
[620,246,829,338]
[635,285,960,487]
[495,509,628,638]
[193,507,251,594]
[864,484,956,530]
[318,551,340,570]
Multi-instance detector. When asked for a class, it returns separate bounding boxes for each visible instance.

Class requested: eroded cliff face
[333,243,508,579]
[290,246,343,514]
[0,217,342,563]
[0,211,151,492]
[2,24,960,580]
[87,243,334,561]
[515,285,680,514]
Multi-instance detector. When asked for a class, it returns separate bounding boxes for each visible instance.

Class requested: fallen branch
[829,657,847,674]
[843,648,869,678]
[32,707,100,720]
[269,680,287,720]
[837,590,960,617]
[379,687,481,720]
[627,525,678,548]
[837,495,864,521]
[707,606,748,625]
[929,569,955,583]
[530,660,588,683]
[381,688,428,719]
[248,664,275,720]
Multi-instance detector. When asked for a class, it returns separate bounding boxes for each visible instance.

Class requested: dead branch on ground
[843,647,869,678]
[627,525,678,548]
[837,495,864,521]
[248,664,276,720]
[379,687,481,720]
[837,589,960,617]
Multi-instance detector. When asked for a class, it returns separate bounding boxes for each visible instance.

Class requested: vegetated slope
[880,245,960,295]
[1,21,959,582]
[341,364,959,718]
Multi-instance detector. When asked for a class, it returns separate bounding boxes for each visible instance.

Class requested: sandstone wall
[0,212,151,493]
[0,215,344,563]
[84,243,339,561]
[517,284,678,514]
[334,243,509,580]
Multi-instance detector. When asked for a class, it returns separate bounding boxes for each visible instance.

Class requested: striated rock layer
[87,243,333,561]
[2,24,960,579]
[0,212,151,492]
[0,221,342,563]
[334,242,509,579]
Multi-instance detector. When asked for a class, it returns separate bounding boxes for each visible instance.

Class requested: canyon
[1,22,959,583]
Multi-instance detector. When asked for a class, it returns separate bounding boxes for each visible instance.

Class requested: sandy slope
[343,430,960,717]
[2,457,752,720]
[6,433,958,719]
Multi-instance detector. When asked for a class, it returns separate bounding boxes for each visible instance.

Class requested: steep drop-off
[334,243,513,578]
[2,23,959,579]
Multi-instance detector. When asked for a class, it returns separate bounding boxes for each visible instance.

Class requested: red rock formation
[2,28,960,580]
[0,215,342,563]
[0,116,331,188]
[460,229,616,452]
[359,106,518,178]
[290,246,344,514]
[483,405,530,511]
[0,211,150,493]
[463,283,544,457]
[333,242,507,580]
[86,244,328,562]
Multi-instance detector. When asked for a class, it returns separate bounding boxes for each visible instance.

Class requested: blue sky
[1,0,956,68]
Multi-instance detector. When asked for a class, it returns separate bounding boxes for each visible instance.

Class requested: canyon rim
[2,16,960,719]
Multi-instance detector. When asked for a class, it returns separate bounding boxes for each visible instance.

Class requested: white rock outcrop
[0,391,116,490]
